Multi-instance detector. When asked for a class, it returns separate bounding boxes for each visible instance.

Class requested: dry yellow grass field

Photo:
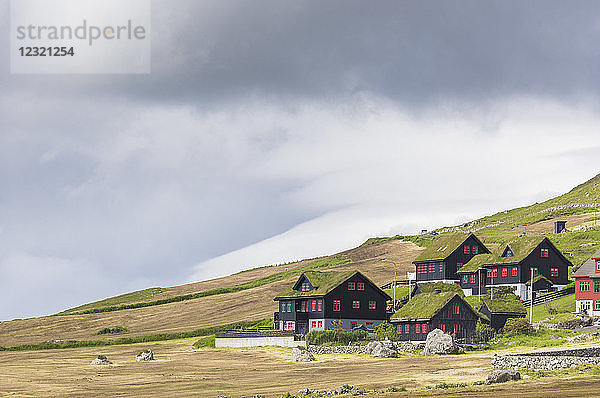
[0,339,597,397]
[0,241,422,347]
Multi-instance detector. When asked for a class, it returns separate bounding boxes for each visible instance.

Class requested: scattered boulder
[136,349,154,361]
[291,347,315,362]
[90,355,112,365]
[422,329,459,355]
[486,369,521,384]
[365,340,399,357]
[337,384,366,395]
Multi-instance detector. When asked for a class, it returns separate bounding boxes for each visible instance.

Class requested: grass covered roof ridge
[274,270,357,298]
[390,291,458,320]
[413,233,472,262]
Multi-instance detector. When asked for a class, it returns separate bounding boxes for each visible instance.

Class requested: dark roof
[572,249,600,278]
[274,270,391,300]
[458,236,566,273]
[413,233,484,262]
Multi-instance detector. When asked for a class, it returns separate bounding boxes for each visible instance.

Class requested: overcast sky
[1,0,600,320]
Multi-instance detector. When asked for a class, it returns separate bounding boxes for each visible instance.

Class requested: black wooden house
[413,233,490,284]
[457,236,572,300]
[390,291,482,341]
[465,289,526,331]
[274,270,391,334]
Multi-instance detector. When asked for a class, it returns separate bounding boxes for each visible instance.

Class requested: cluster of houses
[274,232,577,341]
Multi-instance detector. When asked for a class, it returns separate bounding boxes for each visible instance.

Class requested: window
[357,282,365,291]
[301,282,310,292]
[506,249,514,257]
[453,324,461,333]
[422,324,427,334]
[580,280,590,292]
[350,321,357,329]
[300,301,307,312]
[551,268,559,278]
[531,267,538,277]
[348,282,355,290]
[404,324,409,333]
[312,321,317,328]
[502,268,508,277]
[352,300,360,309]
[492,269,498,278]
[366,322,373,327]
[472,245,478,255]
[596,260,600,273]
[457,262,463,271]
[439,323,446,332]
[452,304,460,315]
[512,267,518,277]
[417,264,427,273]
[369,301,376,310]
[333,300,341,311]
[464,245,470,255]
[428,263,435,272]
[541,248,549,258]
[311,300,316,311]
[285,321,295,331]
[416,324,421,333]
[317,300,323,311]
[462,275,468,284]
[439,263,443,272]
[286,302,292,312]
[397,324,402,334]
[487,269,491,278]
[595,280,600,293]
[318,320,323,328]
[470,275,475,284]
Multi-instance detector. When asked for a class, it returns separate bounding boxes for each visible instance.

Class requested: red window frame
[369,301,376,310]
[422,324,427,333]
[416,324,421,333]
[300,301,307,312]
[472,245,478,255]
[348,282,355,290]
[462,275,468,284]
[397,324,402,334]
[470,274,475,283]
[404,324,409,333]
[454,324,461,333]
[487,269,492,278]
[417,264,427,273]
[502,268,507,277]
[439,323,446,332]
[311,321,317,328]
[428,263,435,272]
[512,267,518,277]
[357,282,365,291]
[439,263,443,272]
[492,269,498,278]
[541,248,549,258]
[333,300,341,311]
[457,262,463,270]
[301,282,310,292]
[352,300,360,309]
[286,302,292,312]
[464,245,470,255]
[506,249,513,257]
[550,268,558,277]
[350,321,357,329]
[311,300,316,311]
[452,304,460,315]
[317,300,323,311]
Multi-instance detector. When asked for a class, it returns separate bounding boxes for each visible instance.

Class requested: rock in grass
[136,349,154,361]
[291,347,314,362]
[486,369,521,384]
[90,355,112,365]
[422,329,459,355]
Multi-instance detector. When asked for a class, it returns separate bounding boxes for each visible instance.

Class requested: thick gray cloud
[1,1,600,320]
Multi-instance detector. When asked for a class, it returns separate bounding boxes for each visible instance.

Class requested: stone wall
[307,342,423,355]
[492,347,600,370]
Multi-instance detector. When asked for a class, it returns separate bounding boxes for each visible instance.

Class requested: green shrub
[305,330,367,345]
[544,301,559,315]
[474,319,495,341]
[96,326,128,335]
[193,335,215,348]
[97,355,107,360]
[375,321,398,341]
[503,318,533,334]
